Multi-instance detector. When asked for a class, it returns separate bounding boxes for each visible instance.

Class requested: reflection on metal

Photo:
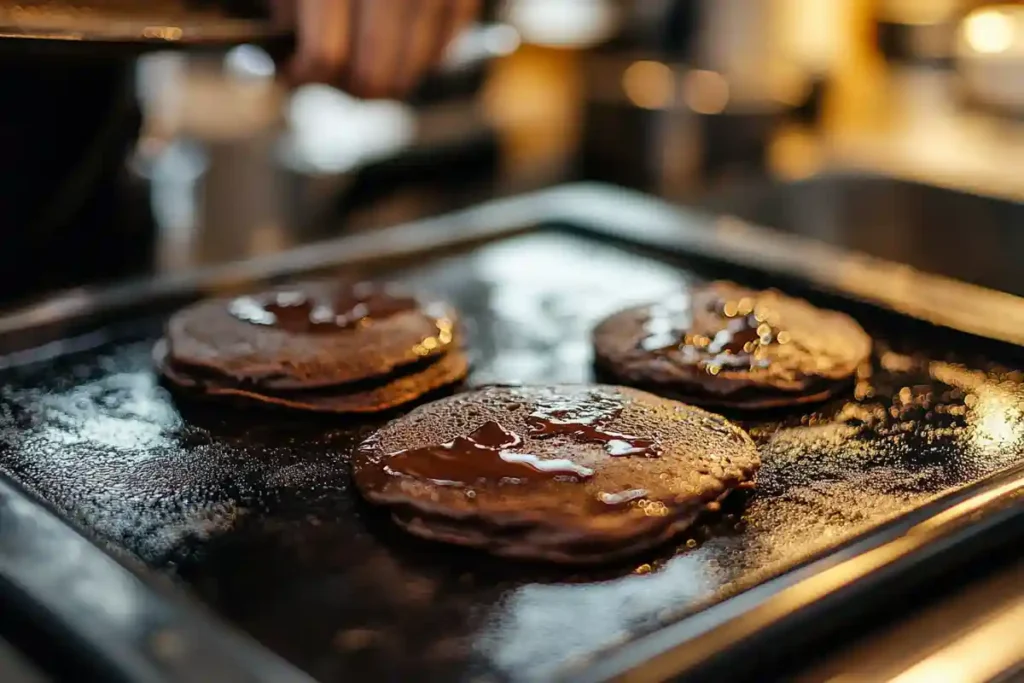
[482,554,711,678]
[888,597,1024,683]
[911,477,1024,535]
[800,561,1024,682]
[573,470,1024,683]
[0,475,316,683]
[622,61,674,110]
[971,391,1020,454]
[0,29,82,40]
[0,3,287,46]
[929,362,1023,456]
[141,25,183,41]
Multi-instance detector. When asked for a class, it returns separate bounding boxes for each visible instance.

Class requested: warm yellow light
[962,9,1015,54]
[683,70,729,115]
[621,61,674,110]
[142,26,184,41]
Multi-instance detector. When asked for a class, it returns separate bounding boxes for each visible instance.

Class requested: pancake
[165,280,459,390]
[592,281,872,409]
[155,339,469,414]
[352,385,759,563]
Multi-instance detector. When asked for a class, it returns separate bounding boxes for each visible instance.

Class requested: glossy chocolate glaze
[381,420,596,486]
[603,282,872,406]
[525,390,661,458]
[228,283,418,334]
[365,390,669,507]
[640,292,778,376]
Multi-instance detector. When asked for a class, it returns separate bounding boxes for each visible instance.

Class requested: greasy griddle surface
[2,232,1024,682]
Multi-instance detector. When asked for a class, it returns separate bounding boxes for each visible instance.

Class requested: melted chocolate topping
[228,282,418,334]
[525,390,662,458]
[370,391,661,509]
[381,421,595,486]
[640,292,780,375]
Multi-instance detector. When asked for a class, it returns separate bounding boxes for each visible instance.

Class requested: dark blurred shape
[0,637,50,683]
[696,109,780,189]
[876,19,958,68]
[578,2,687,192]
[410,22,512,106]
[578,0,802,198]
[0,56,154,305]
[186,0,271,17]
[0,0,298,305]
[792,76,827,127]
[658,0,702,59]
[702,173,1024,297]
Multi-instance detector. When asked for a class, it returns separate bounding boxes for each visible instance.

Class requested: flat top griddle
[1,184,1023,683]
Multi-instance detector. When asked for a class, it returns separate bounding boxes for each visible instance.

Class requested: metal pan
[1,183,1023,683]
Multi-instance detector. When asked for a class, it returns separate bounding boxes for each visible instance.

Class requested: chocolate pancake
[154,340,469,414]
[353,385,759,563]
[165,280,458,390]
[592,281,872,409]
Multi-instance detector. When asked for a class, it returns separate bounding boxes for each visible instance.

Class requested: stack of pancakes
[353,384,759,563]
[154,280,469,414]
[593,281,872,409]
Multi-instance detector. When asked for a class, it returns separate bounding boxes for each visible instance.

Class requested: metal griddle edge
[0,183,1023,683]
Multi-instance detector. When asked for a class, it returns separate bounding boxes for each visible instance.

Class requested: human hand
[272,0,481,99]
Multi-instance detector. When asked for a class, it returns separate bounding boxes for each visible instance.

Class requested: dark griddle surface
[1,232,1023,682]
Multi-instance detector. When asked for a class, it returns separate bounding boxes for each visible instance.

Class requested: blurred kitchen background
[6,0,1024,300]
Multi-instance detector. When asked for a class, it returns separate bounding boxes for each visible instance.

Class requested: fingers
[392,0,481,97]
[286,0,482,99]
[391,0,450,96]
[291,0,353,85]
[349,0,410,99]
